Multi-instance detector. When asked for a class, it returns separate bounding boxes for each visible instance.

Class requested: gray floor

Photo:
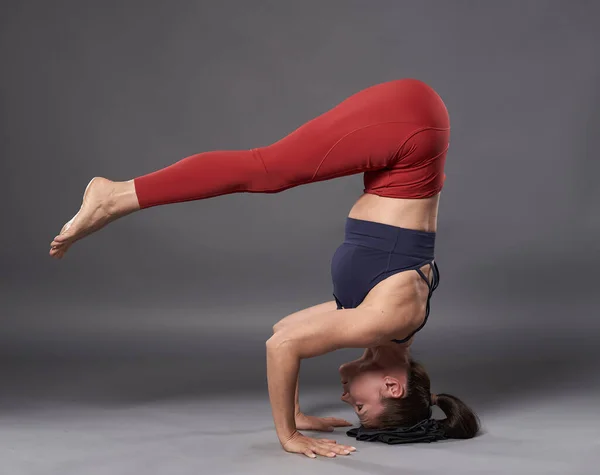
[1,295,599,475]
[1,389,598,475]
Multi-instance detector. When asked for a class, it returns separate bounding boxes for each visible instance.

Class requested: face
[339,358,387,424]
[339,352,409,426]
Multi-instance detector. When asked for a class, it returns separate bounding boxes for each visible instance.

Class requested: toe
[57,217,76,239]
[54,232,72,243]
[50,244,67,258]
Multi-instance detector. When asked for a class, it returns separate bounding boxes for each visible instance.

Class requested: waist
[348,192,439,232]
[342,217,436,257]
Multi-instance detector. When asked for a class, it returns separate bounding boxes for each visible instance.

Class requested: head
[340,349,479,439]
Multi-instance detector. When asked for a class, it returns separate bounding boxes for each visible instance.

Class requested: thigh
[272,300,337,334]
[257,82,424,188]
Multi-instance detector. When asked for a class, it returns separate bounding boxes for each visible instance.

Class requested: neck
[370,343,410,367]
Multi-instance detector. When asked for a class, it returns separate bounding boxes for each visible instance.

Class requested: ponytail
[435,393,480,439]
[364,360,481,444]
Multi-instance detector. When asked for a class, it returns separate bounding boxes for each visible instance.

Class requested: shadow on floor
[1,320,597,418]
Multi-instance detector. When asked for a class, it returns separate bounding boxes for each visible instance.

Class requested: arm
[273,301,351,430]
[294,372,301,417]
[266,304,392,446]
[266,338,302,444]
[272,301,336,418]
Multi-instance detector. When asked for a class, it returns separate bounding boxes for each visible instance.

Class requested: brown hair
[373,359,480,439]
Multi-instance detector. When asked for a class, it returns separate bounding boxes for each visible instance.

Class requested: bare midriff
[348,192,440,233]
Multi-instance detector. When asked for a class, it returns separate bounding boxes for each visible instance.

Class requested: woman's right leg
[49,79,435,258]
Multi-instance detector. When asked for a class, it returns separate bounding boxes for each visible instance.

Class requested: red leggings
[133,79,450,209]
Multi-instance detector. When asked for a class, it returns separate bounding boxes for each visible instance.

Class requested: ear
[382,376,406,399]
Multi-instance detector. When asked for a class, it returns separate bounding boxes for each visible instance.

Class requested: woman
[49,78,479,458]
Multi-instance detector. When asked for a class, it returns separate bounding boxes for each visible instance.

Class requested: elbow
[272,321,284,335]
[266,332,295,353]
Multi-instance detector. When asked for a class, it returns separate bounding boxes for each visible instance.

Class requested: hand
[281,431,357,459]
[295,412,353,432]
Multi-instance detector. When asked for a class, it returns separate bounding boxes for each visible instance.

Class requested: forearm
[294,372,301,416]
[266,337,301,444]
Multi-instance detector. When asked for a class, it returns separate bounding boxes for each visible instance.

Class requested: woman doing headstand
[49,78,479,458]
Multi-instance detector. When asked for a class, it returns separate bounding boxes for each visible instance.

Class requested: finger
[303,451,317,459]
[314,441,352,457]
[314,420,335,431]
[319,439,336,443]
[305,421,332,432]
[312,445,337,458]
[323,417,353,426]
[324,442,357,452]
[313,426,334,432]
[329,445,354,455]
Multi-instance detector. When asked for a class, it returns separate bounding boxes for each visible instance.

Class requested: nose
[340,381,350,402]
[339,363,353,382]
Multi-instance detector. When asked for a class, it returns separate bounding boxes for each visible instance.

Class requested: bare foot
[49,177,139,259]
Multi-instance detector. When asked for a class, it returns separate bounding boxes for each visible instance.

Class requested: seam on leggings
[251,148,270,175]
[250,126,449,193]
[311,122,448,180]
[393,127,449,164]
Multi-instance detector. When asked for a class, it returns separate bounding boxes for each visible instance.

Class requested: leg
[49,80,424,258]
[131,80,426,208]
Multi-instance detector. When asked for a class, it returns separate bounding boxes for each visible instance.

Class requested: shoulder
[359,269,431,337]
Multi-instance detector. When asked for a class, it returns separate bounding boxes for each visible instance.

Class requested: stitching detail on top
[384,232,401,273]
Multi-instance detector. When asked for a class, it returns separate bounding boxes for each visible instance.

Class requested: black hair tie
[346,417,447,445]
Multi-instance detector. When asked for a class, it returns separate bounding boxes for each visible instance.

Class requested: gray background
[1,1,599,474]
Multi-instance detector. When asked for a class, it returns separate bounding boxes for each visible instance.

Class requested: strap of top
[391,261,439,344]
